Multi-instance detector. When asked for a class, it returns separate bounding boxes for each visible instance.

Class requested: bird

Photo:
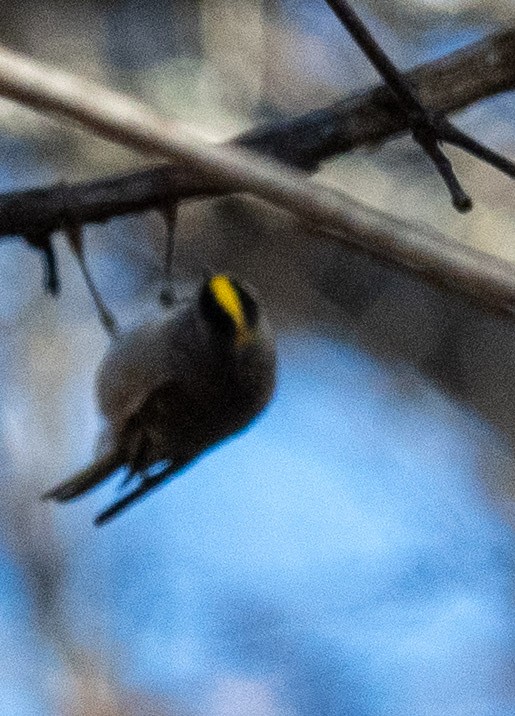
[43,274,276,525]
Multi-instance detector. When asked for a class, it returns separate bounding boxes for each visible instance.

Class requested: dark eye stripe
[232,282,259,328]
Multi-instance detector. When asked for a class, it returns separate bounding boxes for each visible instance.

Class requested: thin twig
[42,241,59,295]
[159,202,178,307]
[325,0,426,112]
[0,43,512,315]
[66,223,118,336]
[324,0,515,211]
[24,229,60,294]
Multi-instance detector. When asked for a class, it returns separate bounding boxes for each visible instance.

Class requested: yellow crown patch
[209,275,252,347]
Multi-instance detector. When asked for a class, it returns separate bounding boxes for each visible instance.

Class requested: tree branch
[0,29,512,238]
[241,28,515,165]
[323,0,515,211]
[0,38,512,316]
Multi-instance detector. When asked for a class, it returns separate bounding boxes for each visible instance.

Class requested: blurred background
[0,0,513,714]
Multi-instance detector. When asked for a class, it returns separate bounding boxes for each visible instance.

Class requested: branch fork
[325,0,515,211]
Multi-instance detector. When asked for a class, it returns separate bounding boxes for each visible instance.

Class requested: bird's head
[199,274,260,350]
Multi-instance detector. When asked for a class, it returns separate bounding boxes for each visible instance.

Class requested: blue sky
[41,334,515,716]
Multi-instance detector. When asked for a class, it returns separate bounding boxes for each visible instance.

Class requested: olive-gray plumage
[43,276,276,524]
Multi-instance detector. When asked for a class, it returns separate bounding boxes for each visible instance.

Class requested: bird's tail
[42,452,122,502]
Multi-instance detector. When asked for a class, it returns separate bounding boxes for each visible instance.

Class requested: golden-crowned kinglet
[43,274,276,525]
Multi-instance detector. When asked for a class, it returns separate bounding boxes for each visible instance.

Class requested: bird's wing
[134,377,189,427]
[44,377,196,518]
[94,380,198,524]
[95,311,192,433]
